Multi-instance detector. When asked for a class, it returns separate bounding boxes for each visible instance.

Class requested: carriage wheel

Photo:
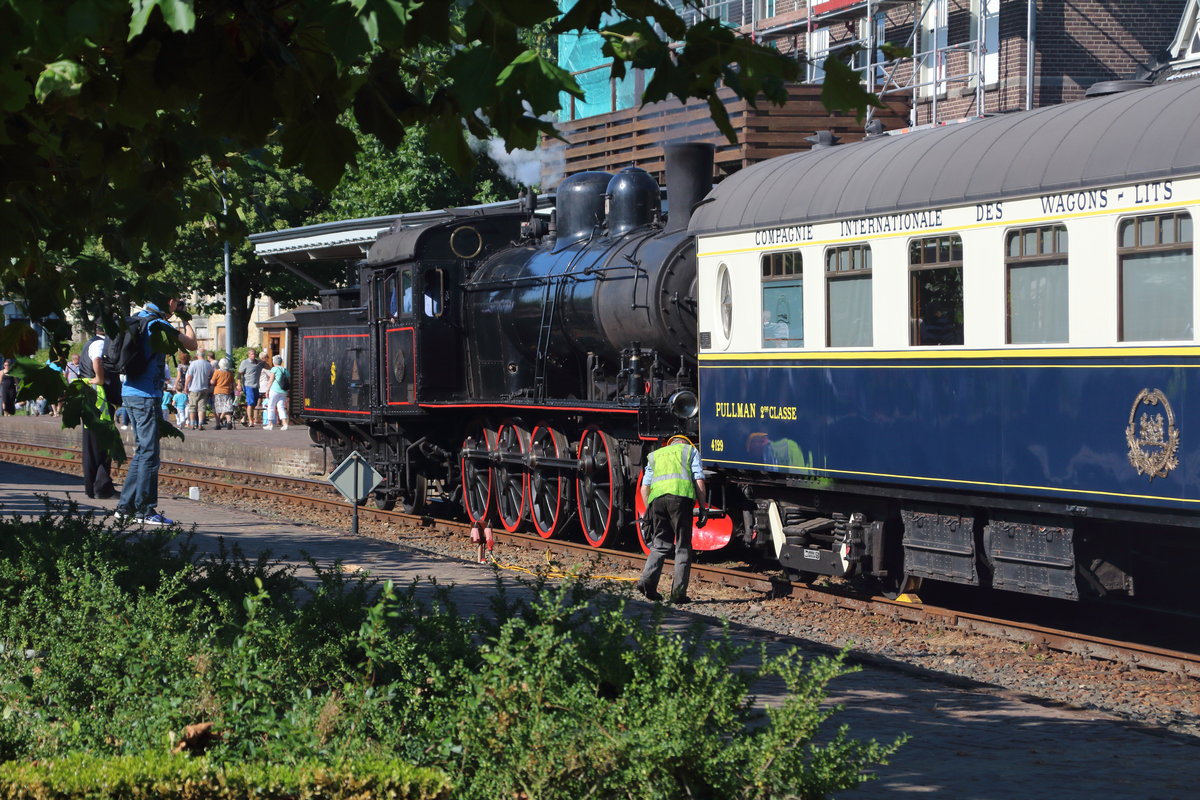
[495,423,530,532]
[529,426,570,539]
[460,423,497,525]
[575,427,623,548]
[373,491,396,511]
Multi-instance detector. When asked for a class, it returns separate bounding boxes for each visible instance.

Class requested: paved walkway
[2,461,1198,799]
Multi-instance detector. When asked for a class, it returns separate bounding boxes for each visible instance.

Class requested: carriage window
[424,270,444,317]
[1006,225,1068,344]
[718,263,733,341]
[400,269,414,316]
[761,251,803,348]
[826,244,872,347]
[909,235,964,345]
[1119,213,1193,341]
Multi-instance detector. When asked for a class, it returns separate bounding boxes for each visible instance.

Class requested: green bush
[0,505,905,799]
[0,751,450,800]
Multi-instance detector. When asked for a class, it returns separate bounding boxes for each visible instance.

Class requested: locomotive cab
[365,213,527,408]
[369,263,457,406]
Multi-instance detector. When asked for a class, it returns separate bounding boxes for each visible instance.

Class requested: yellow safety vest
[646,442,697,505]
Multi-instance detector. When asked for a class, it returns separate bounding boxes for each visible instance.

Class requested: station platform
[0,413,325,477]
[2,458,1199,798]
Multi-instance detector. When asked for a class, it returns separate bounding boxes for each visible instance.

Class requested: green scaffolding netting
[557,0,652,120]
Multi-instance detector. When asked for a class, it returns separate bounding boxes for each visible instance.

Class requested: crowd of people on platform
[0,298,295,526]
[0,345,291,433]
[159,346,290,432]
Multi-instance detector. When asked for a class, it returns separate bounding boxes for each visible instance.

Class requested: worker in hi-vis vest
[636,434,707,604]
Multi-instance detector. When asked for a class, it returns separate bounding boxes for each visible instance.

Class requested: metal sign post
[328,451,384,536]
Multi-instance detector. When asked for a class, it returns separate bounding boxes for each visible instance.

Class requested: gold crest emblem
[1125,388,1180,480]
[330,361,337,385]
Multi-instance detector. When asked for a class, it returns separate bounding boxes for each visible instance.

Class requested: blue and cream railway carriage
[692,80,1200,601]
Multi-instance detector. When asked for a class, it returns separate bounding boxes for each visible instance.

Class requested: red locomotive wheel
[460,424,497,525]
[495,423,531,533]
[575,428,623,548]
[529,426,570,539]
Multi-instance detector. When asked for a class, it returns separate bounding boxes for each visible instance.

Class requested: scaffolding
[556,0,998,128]
[792,0,997,128]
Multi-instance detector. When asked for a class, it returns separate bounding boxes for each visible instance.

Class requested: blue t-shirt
[122,313,175,398]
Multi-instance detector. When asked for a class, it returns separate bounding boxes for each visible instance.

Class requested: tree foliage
[1,0,878,348]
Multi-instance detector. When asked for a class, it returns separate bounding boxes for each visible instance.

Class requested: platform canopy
[249,216,400,265]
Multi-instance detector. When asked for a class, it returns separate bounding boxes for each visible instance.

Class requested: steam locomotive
[293,143,717,550]
[293,78,1200,604]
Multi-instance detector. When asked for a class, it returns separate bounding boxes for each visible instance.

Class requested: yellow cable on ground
[479,546,637,583]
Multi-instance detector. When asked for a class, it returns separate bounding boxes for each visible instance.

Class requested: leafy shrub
[0,504,905,798]
[0,751,450,800]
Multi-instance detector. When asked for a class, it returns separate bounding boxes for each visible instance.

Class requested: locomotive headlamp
[669,390,698,419]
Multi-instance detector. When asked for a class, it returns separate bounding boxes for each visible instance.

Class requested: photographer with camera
[114,296,196,525]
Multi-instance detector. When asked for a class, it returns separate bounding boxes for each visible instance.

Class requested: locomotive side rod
[461,443,581,474]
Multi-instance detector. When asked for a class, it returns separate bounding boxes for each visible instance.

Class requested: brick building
[711,0,1187,125]
[551,0,1188,179]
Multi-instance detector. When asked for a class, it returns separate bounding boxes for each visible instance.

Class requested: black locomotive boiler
[292,144,716,547]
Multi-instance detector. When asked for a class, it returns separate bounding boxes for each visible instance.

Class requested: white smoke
[474,136,566,190]
[468,107,567,190]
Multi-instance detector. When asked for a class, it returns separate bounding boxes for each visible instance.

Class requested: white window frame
[970,0,1000,86]
[808,27,830,84]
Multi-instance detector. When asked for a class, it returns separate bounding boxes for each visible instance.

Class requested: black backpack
[79,335,125,407]
[276,368,291,392]
[105,313,158,379]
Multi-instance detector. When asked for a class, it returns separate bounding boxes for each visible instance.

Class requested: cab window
[424,269,444,317]
[400,268,414,316]
[381,273,399,320]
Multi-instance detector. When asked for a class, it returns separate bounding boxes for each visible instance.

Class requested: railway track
[3,438,1198,679]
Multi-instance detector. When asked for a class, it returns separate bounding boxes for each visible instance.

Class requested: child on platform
[173,388,188,428]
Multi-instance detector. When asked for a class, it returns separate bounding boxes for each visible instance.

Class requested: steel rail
[1,439,1197,677]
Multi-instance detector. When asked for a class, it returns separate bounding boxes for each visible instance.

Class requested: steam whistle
[519,188,549,241]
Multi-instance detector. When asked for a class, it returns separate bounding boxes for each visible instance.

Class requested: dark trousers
[81,424,115,498]
[638,493,695,599]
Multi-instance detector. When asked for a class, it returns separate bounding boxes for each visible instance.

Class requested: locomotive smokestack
[663,143,716,235]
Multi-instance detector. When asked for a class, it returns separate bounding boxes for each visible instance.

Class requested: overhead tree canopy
[1,0,878,354]
[159,124,520,350]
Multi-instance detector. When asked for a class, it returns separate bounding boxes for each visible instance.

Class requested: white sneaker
[280,424,288,431]
[264,425,273,430]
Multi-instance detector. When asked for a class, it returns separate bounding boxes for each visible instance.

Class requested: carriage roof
[689,79,1200,237]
